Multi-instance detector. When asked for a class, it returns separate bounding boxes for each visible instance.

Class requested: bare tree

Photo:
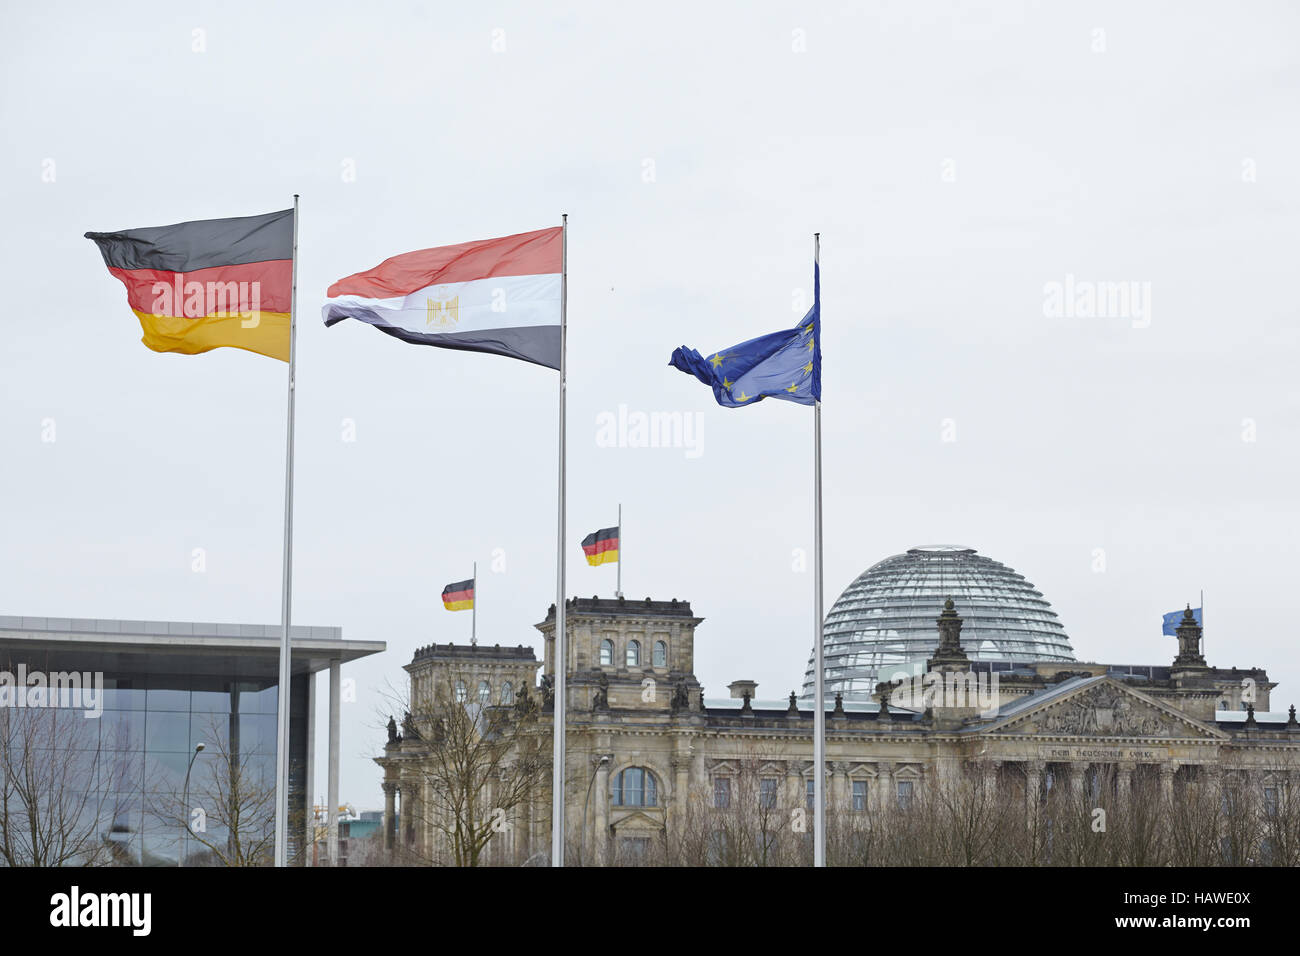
[918,762,1009,866]
[1259,764,1300,866]
[0,705,135,866]
[146,714,291,866]
[382,680,547,867]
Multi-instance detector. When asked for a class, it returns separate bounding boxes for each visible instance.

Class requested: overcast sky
[3,1,1298,809]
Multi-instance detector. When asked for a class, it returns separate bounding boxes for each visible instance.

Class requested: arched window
[626,640,641,667]
[611,767,659,807]
[454,680,467,703]
[477,680,491,705]
[500,681,514,705]
[600,639,613,666]
[653,640,667,667]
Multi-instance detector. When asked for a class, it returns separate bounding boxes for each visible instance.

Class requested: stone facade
[377,600,1300,865]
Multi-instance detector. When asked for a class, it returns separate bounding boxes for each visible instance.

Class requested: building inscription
[1038,746,1169,761]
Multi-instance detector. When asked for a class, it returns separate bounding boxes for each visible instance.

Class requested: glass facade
[22,671,309,866]
[802,546,1075,700]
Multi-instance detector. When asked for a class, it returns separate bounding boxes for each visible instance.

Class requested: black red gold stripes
[582,527,619,566]
[442,579,475,612]
[85,209,294,362]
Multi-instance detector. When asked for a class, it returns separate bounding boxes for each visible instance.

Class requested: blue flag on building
[669,262,821,407]
[1162,606,1202,635]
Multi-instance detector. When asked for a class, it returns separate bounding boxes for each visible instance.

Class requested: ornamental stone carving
[1039,685,1173,737]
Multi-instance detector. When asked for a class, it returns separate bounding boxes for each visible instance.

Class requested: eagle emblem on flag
[426,295,459,328]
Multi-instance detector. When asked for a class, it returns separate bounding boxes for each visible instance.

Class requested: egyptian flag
[582,527,619,566]
[321,226,562,369]
[85,209,294,361]
[442,579,475,612]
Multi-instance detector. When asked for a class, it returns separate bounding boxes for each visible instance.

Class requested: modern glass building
[0,616,384,866]
[801,546,1075,700]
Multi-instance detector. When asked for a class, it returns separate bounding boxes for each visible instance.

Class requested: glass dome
[801,545,1075,700]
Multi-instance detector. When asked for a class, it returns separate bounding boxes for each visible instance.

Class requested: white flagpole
[812,232,825,868]
[273,194,300,868]
[472,561,477,646]
[551,214,568,866]
[616,503,622,598]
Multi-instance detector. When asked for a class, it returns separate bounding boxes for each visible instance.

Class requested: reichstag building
[377,546,1300,866]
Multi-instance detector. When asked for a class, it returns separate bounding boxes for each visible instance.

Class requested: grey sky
[2,0,1298,809]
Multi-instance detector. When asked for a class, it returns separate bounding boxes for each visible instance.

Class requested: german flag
[581,527,619,566]
[441,579,475,612]
[85,208,294,362]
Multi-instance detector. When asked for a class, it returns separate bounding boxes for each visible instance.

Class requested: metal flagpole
[472,561,477,646]
[812,232,825,868]
[551,214,568,866]
[616,503,622,598]
[273,194,300,868]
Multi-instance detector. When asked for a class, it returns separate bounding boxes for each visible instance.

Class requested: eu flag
[669,262,821,407]
[1162,606,1202,635]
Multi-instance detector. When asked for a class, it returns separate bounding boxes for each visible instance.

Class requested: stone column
[784,762,803,812]
[523,783,535,861]
[1204,764,1224,814]
[481,773,495,865]
[876,762,896,813]
[980,760,1000,799]
[1024,761,1044,827]
[1116,762,1134,805]
[672,753,691,841]
[400,773,416,849]
[1158,763,1176,804]
[593,755,612,864]
[382,782,397,852]
[1069,762,1088,804]
[832,762,850,815]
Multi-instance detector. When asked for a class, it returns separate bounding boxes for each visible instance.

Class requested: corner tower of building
[536,596,704,713]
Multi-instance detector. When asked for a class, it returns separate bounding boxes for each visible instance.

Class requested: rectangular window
[852,780,868,812]
[759,777,778,809]
[620,837,650,862]
[1220,836,1235,864]
[713,777,731,809]
[1264,787,1279,815]
[707,830,729,865]
[896,779,914,810]
[806,779,815,810]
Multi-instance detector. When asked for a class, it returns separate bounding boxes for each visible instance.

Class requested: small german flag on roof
[581,527,619,566]
[441,579,475,612]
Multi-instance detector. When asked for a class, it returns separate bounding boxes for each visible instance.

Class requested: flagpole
[472,561,477,646]
[551,214,568,866]
[812,232,825,868]
[273,194,300,868]
[616,503,622,598]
